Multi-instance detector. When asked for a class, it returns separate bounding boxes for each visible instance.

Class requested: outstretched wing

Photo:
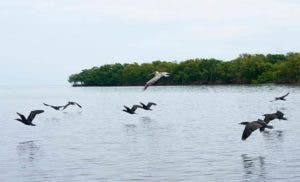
[131,105,142,112]
[144,74,163,89]
[281,92,289,98]
[147,102,157,108]
[74,102,82,108]
[123,105,130,111]
[16,112,26,121]
[242,125,253,140]
[43,103,51,107]
[63,103,71,110]
[140,102,146,107]
[241,121,263,140]
[27,110,44,122]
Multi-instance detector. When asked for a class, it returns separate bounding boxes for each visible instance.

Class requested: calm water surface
[0,85,300,181]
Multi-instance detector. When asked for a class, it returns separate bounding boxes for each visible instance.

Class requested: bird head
[239,122,249,125]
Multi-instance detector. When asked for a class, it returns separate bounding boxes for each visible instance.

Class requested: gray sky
[0,0,299,85]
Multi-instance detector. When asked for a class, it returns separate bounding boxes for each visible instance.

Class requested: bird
[263,111,287,123]
[15,110,44,126]
[122,105,142,114]
[63,101,82,110]
[260,111,287,132]
[139,102,157,110]
[143,71,170,90]
[43,103,64,111]
[271,93,289,101]
[240,119,273,140]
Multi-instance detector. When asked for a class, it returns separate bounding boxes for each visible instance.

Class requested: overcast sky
[0,0,299,85]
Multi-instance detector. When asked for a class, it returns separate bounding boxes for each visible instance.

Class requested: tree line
[68,53,300,86]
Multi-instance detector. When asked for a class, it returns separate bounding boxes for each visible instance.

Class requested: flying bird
[240,119,273,140]
[263,111,287,123]
[43,103,64,111]
[271,93,289,101]
[122,105,142,114]
[63,101,82,110]
[143,71,170,90]
[139,102,157,110]
[15,110,44,126]
[260,111,287,132]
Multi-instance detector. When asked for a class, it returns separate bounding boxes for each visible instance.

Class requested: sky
[0,0,299,85]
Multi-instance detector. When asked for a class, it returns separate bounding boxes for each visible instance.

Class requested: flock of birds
[14,70,290,142]
[14,71,168,126]
[239,93,290,140]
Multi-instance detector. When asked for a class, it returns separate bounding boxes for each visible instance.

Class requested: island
[68,53,300,86]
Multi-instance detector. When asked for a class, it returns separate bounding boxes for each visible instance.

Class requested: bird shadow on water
[241,154,267,182]
[17,140,41,168]
[262,130,284,142]
[139,116,155,124]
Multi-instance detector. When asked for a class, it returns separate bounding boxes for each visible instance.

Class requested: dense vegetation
[69,53,300,86]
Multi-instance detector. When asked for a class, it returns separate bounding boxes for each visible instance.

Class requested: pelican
[139,102,157,110]
[143,71,170,90]
[43,103,64,111]
[260,111,287,132]
[263,111,287,122]
[240,119,273,140]
[271,93,289,101]
[63,101,82,110]
[15,110,44,126]
[122,105,142,114]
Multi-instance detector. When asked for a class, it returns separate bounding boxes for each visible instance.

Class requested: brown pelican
[271,93,289,101]
[143,71,170,90]
[43,103,64,111]
[122,105,142,114]
[240,119,273,140]
[260,111,287,132]
[63,101,82,110]
[139,102,157,110]
[15,110,44,126]
[263,111,287,122]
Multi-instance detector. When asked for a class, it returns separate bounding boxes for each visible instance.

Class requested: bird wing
[242,125,253,140]
[241,121,263,140]
[63,103,71,110]
[27,110,44,122]
[131,105,142,112]
[140,102,146,107]
[16,112,26,121]
[147,102,157,108]
[43,103,51,107]
[123,106,130,111]
[146,74,162,86]
[75,102,82,108]
[281,92,289,98]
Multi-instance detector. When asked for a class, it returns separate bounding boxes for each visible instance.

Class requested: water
[0,85,300,181]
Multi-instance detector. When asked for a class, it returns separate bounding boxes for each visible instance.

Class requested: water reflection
[17,141,41,166]
[241,154,266,181]
[263,130,284,142]
[124,124,137,133]
[139,116,154,124]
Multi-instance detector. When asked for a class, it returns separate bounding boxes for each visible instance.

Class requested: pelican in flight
[143,71,170,90]
[15,110,44,126]
[63,101,82,110]
[43,103,64,111]
[139,102,157,110]
[260,111,287,132]
[240,119,273,140]
[271,93,289,101]
[263,111,287,122]
[122,105,142,114]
